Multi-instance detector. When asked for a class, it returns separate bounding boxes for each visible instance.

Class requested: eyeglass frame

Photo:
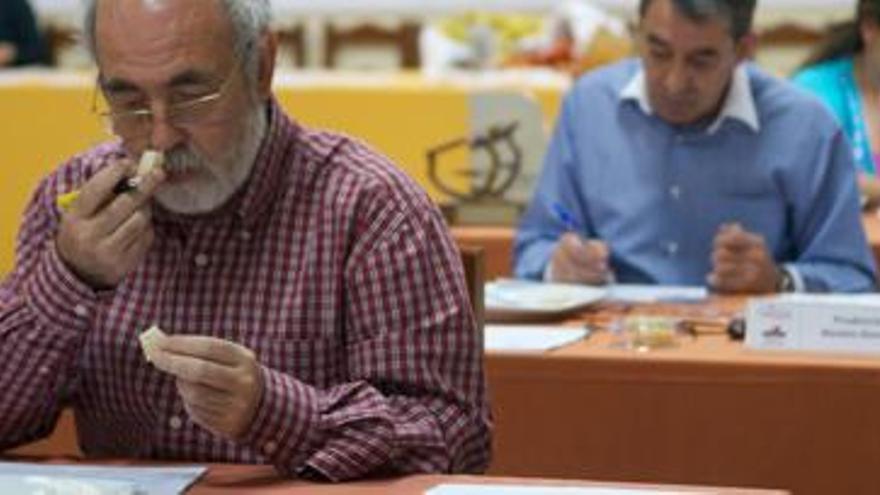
[90,65,242,138]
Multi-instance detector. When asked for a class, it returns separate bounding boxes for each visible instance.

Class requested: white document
[426,483,698,495]
[607,284,708,303]
[0,462,206,495]
[485,325,589,352]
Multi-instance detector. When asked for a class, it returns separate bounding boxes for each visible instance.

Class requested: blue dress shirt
[792,57,876,176]
[514,58,877,292]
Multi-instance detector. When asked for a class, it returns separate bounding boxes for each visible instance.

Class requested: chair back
[459,245,485,332]
[323,22,420,69]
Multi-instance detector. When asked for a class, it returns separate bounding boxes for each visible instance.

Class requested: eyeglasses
[91,69,238,138]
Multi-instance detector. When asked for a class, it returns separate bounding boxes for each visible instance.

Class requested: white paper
[426,483,697,495]
[607,284,708,303]
[0,474,135,495]
[485,325,589,352]
[0,462,206,495]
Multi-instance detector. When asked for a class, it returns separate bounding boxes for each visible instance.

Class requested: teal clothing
[792,57,876,175]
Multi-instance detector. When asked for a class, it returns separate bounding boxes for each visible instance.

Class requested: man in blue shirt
[514,0,877,293]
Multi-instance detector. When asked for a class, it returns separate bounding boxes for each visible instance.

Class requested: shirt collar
[619,63,760,134]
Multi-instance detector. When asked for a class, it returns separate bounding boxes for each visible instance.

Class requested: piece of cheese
[136,150,165,177]
[139,324,167,362]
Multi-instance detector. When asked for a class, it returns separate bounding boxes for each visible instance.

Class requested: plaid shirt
[0,100,491,480]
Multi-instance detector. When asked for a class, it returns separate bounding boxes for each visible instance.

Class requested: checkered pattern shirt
[0,100,491,480]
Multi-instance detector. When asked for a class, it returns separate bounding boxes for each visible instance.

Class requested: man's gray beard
[154,103,268,215]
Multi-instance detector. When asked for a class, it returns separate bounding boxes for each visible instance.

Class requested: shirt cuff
[781,263,806,293]
[239,365,323,475]
[24,243,99,333]
[542,261,555,282]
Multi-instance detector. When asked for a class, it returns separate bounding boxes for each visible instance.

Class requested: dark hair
[800,0,880,68]
[639,0,757,40]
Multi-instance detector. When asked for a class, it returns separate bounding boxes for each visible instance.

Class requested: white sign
[746,294,880,354]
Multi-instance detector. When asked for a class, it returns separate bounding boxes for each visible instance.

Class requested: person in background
[0,0,491,481]
[515,0,877,293]
[0,0,47,67]
[793,0,880,208]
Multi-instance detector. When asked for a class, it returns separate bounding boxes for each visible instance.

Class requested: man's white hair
[83,0,272,78]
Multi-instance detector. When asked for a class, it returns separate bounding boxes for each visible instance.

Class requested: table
[11,296,878,494]
[486,296,880,495]
[163,468,788,494]
[0,460,786,494]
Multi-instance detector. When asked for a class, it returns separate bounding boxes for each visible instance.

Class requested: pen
[55,150,164,211]
[550,201,583,233]
[56,176,142,211]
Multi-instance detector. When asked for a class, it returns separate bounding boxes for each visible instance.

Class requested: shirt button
[666,242,679,256]
[194,253,209,268]
[74,304,89,318]
[669,185,681,200]
[38,366,50,376]
[169,416,183,430]
[240,230,252,241]
[263,441,278,455]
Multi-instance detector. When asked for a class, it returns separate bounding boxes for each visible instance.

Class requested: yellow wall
[0,73,564,275]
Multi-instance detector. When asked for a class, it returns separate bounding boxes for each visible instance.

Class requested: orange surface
[487,297,880,495]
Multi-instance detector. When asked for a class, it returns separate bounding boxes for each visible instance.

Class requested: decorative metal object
[426,121,522,202]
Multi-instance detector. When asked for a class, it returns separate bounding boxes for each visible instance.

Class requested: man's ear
[861,19,880,46]
[256,30,277,100]
[735,32,757,62]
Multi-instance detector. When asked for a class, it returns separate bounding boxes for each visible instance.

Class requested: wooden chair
[758,22,826,49]
[459,245,485,332]
[323,22,421,69]
[276,24,307,68]
[43,24,79,67]
[6,409,81,457]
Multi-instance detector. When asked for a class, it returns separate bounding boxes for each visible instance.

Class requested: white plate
[485,279,605,321]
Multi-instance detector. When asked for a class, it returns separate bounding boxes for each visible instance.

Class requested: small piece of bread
[139,324,168,363]
[137,150,165,177]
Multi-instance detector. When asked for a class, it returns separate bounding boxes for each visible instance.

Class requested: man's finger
[70,160,133,217]
[158,335,252,366]
[106,208,152,251]
[92,167,167,236]
[715,228,761,252]
[150,348,237,388]
[177,379,233,410]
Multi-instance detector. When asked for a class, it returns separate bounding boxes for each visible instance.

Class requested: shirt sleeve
[514,90,595,279]
[238,198,491,480]
[0,176,96,450]
[785,126,877,292]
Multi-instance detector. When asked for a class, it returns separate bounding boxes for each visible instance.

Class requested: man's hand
[708,223,779,293]
[56,161,165,289]
[151,335,263,439]
[0,42,16,66]
[548,233,612,284]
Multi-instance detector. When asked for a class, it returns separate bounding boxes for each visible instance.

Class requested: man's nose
[148,106,186,152]
[664,63,691,95]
